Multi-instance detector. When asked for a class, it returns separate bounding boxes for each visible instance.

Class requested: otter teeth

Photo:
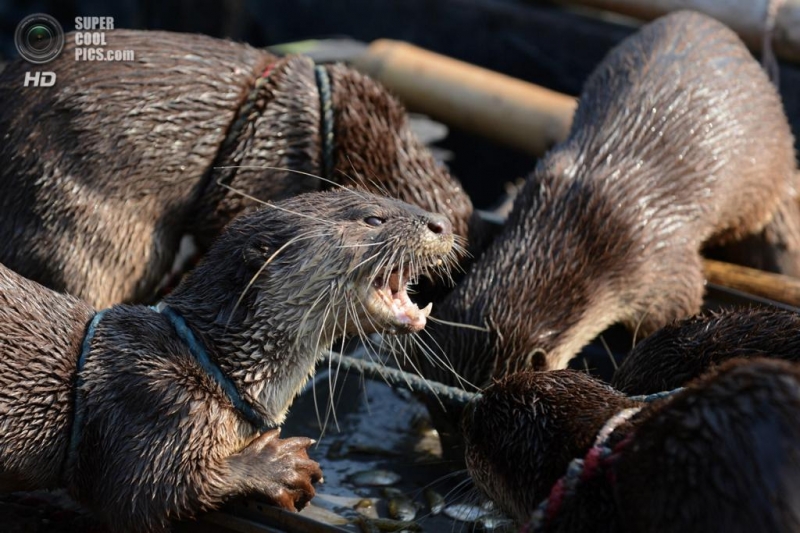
[372,269,430,331]
[420,302,433,318]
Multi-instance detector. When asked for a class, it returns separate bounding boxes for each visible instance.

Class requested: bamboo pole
[555,0,800,63]
[703,259,800,307]
[353,40,577,156]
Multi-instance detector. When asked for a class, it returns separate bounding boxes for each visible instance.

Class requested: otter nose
[426,215,452,236]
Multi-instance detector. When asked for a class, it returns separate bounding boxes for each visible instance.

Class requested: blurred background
[2,0,799,207]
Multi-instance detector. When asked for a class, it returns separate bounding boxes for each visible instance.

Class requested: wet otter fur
[412,11,799,392]
[613,306,800,394]
[0,29,473,308]
[463,359,800,531]
[0,189,455,532]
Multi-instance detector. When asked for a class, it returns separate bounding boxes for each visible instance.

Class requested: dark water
[212,368,492,532]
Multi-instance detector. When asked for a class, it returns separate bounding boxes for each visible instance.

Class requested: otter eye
[364,216,385,227]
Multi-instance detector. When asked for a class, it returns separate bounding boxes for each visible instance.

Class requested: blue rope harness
[68,305,270,470]
[627,387,684,403]
[67,309,107,467]
[158,305,270,431]
[314,64,335,182]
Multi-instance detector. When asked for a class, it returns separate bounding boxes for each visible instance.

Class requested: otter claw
[228,431,323,511]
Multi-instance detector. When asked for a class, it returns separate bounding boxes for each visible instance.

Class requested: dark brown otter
[0,29,474,309]
[412,11,800,392]
[463,359,800,531]
[0,189,455,532]
[613,306,800,395]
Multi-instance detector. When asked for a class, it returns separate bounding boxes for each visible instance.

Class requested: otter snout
[420,214,454,251]
[425,214,452,236]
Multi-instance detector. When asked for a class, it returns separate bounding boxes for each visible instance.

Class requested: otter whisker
[347,297,376,356]
[349,332,458,411]
[344,154,393,198]
[216,180,338,226]
[387,245,400,280]
[347,303,390,404]
[358,300,410,372]
[332,167,369,195]
[296,281,336,353]
[452,234,470,255]
[227,230,327,328]
[350,299,404,392]
[631,299,658,349]
[365,175,394,201]
[441,475,478,506]
[315,290,336,339]
[214,165,367,199]
[387,338,436,402]
[403,334,479,400]
[299,290,332,346]
[336,241,389,249]
[354,159,403,201]
[347,251,383,277]
[413,330,480,392]
[598,334,618,370]
[320,305,347,438]
[409,255,420,285]
[310,374,323,443]
[310,294,336,436]
[348,300,401,419]
[417,469,472,492]
[444,243,466,272]
[426,315,491,333]
[365,252,392,288]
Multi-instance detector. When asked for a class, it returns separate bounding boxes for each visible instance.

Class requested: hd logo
[23,71,57,87]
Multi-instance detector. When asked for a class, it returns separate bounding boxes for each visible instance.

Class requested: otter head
[325,63,478,249]
[462,370,636,523]
[166,188,455,424]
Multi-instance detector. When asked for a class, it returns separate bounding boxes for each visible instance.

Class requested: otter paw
[230,429,323,511]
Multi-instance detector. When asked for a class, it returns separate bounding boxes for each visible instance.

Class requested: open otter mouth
[367,266,434,333]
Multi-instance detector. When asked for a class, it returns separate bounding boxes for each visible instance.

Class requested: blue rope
[66,309,107,470]
[314,64,335,182]
[628,387,684,403]
[67,306,271,472]
[159,305,270,432]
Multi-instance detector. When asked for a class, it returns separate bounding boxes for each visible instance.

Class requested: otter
[410,11,799,393]
[0,29,474,309]
[0,189,455,532]
[612,306,800,394]
[463,359,800,531]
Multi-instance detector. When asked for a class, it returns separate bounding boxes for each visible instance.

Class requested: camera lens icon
[15,14,65,64]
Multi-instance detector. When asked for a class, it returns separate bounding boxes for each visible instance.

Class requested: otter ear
[537,150,572,178]
[243,234,273,269]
